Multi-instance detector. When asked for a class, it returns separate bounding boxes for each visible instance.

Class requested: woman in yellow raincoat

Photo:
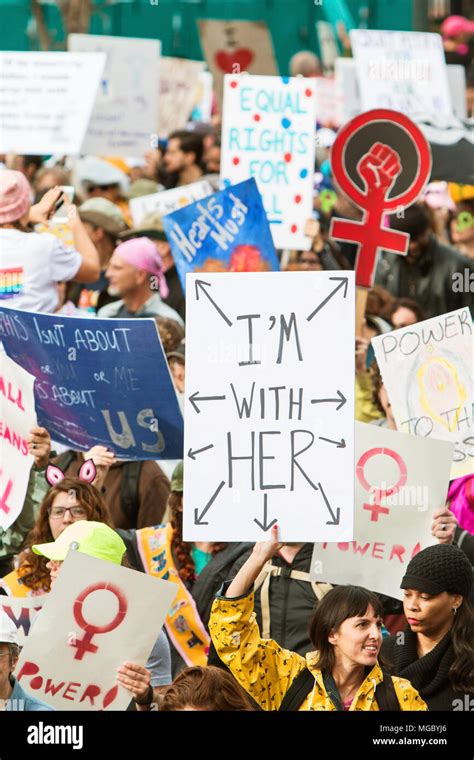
[210,526,427,712]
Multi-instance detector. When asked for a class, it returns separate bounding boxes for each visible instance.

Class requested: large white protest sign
[68,34,160,155]
[129,180,213,226]
[372,309,473,479]
[220,75,317,250]
[184,271,355,542]
[0,597,44,646]
[350,30,453,116]
[0,355,36,530]
[158,57,204,138]
[310,423,454,601]
[0,52,105,155]
[16,551,176,711]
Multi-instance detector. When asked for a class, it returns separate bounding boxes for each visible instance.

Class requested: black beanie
[401,544,473,598]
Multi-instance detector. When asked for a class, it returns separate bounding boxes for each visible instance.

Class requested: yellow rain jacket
[210,590,427,711]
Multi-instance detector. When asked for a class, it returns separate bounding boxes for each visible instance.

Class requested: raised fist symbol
[357,142,401,195]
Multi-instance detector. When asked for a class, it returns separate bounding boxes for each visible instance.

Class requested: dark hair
[371,362,386,415]
[366,285,396,321]
[308,585,384,673]
[389,297,425,323]
[17,478,110,593]
[449,598,474,693]
[389,203,431,238]
[169,493,225,585]
[154,317,185,353]
[168,130,204,166]
[159,666,254,711]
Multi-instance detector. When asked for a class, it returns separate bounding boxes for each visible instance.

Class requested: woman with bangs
[210,525,427,712]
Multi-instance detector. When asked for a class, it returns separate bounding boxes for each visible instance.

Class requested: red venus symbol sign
[329,109,432,288]
[356,447,407,523]
[71,582,128,660]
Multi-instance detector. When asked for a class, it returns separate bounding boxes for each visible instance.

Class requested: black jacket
[381,628,469,711]
[375,234,474,318]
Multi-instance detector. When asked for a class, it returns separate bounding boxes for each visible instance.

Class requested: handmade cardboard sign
[184,271,355,542]
[129,180,213,227]
[0,52,105,155]
[68,34,160,155]
[198,19,278,102]
[452,410,474,480]
[372,309,473,479]
[220,74,317,250]
[15,551,176,710]
[162,178,279,291]
[0,309,183,460]
[0,355,36,530]
[0,597,44,646]
[310,422,454,600]
[191,70,214,122]
[158,57,205,138]
[329,108,432,288]
[350,30,453,117]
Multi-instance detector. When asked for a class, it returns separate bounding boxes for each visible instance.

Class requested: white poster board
[192,70,214,122]
[350,30,453,116]
[334,57,360,125]
[0,52,105,155]
[316,21,339,76]
[68,34,160,155]
[372,308,473,479]
[314,77,341,128]
[311,422,454,600]
[15,551,176,711]
[447,64,468,119]
[220,74,317,250]
[129,180,213,226]
[0,355,36,530]
[0,597,44,646]
[184,271,355,542]
[158,57,204,138]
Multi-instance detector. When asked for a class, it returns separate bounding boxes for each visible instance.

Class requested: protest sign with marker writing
[0,597,44,646]
[311,422,454,600]
[184,271,355,542]
[129,180,213,227]
[0,308,183,460]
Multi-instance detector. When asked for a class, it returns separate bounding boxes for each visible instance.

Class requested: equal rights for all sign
[220,75,317,251]
[184,271,355,542]
[0,308,183,460]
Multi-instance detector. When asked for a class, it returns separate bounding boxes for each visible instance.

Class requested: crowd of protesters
[0,15,473,714]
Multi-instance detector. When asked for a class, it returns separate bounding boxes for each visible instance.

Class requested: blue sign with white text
[0,308,183,460]
[162,178,280,291]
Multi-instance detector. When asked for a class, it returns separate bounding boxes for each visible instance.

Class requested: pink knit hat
[114,237,169,299]
[0,170,32,223]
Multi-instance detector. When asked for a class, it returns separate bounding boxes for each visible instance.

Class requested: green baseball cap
[171,462,183,493]
[32,521,126,565]
[118,211,168,242]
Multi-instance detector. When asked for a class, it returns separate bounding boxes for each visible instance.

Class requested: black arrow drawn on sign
[187,443,214,460]
[319,436,346,449]
[253,493,278,532]
[194,480,225,525]
[317,482,341,525]
[306,277,348,321]
[188,391,226,414]
[311,390,347,411]
[195,279,232,327]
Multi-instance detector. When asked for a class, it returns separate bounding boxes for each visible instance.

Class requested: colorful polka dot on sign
[291,224,298,233]
[300,168,308,178]
[232,157,240,165]
[281,76,290,84]
[253,114,261,122]
[281,117,291,129]
[294,195,302,204]
[305,88,313,97]
[230,80,238,88]
[223,179,231,187]
[284,153,292,163]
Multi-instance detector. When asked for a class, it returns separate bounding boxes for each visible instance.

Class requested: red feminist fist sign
[71,582,128,660]
[329,109,432,288]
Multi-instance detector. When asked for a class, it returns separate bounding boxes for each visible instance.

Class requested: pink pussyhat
[0,170,32,223]
[114,237,169,299]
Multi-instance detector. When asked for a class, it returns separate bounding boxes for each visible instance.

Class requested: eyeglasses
[48,506,88,519]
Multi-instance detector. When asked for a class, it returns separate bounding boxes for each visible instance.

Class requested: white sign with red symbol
[350,30,453,117]
[311,422,454,600]
[372,308,473,480]
[16,551,176,711]
[329,108,432,288]
[220,74,317,251]
[0,355,36,530]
